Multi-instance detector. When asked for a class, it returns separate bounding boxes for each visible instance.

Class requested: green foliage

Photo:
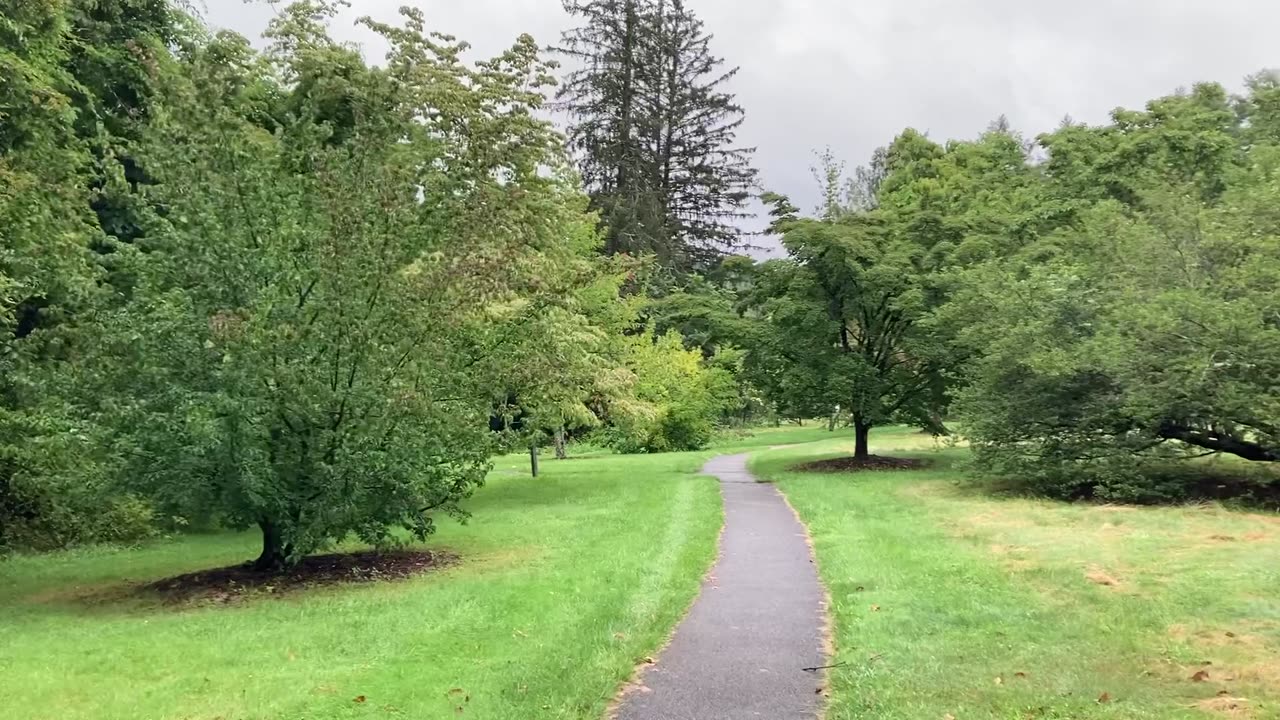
[0,0,131,551]
[54,2,608,569]
[598,330,733,452]
[743,148,962,457]
[949,79,1280,498]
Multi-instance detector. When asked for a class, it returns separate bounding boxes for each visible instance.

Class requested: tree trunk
[554,427,567,460]
[854,419,872,460]
[922,409,951,436]
[254,519,290,573]
[828,407,840,432]
[529,444,540,478]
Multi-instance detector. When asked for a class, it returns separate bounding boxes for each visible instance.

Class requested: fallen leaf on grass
[943,714,956,720]
[643,656,656,664]
[1085,568,1121,587]
[870,605,881,612]
[353,695,366,704]
[1191,670,1211,682]
[1014,671,1028,678]
[994,676,1003,686]
[1097,692,1112,704]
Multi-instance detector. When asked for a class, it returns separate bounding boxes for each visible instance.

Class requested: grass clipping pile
[795,455,932,473]
[143,550,458,604]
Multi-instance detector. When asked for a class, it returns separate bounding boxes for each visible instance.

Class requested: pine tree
[556,0,756,272]
[556,0,665,260]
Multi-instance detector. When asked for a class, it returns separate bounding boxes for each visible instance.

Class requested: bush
[1,408,158,553]
[965,444,1280,508]
[598,331,734,454]
[649,405,715,453]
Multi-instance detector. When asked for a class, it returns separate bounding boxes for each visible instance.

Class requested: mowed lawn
[755,428,1280,720]
[1,437,766,720]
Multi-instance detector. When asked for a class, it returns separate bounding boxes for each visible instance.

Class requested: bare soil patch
[141,549,458,604]
[795,455,932,473]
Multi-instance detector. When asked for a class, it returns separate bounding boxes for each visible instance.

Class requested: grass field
[754,428,1280,719]
[6,422,1277,720]
[0,423,847,720]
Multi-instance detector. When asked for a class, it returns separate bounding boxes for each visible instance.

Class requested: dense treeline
[4,0,1277,560]
[705,78,1279,502]
[0,0,743,560]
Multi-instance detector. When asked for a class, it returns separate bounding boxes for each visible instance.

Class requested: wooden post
[529,444,539,478]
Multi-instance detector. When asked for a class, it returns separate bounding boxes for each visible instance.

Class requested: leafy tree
[747,153,957,458]
[80,2,603,570]
[953,81,1280,500]
[0,0,138,550]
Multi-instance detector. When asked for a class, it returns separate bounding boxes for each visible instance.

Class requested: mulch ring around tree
[794,455,933,473]
[141,549,458,605]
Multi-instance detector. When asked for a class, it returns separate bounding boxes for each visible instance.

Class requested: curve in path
[615,453,829,720]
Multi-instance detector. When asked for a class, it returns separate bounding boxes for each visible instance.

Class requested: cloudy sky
[201,0,1278,239]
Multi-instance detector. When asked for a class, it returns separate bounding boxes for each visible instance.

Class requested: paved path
[615,454,828,720]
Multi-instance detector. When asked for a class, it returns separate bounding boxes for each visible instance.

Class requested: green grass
[753,428,1280,719]
[13,422,1272,720]
[0,423,849,720]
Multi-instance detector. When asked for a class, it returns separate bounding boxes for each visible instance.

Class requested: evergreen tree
[556,0,756,272]
[646,0,756,267]
[556,0,662,259]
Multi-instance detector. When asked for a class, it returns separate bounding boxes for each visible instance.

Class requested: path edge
[604,462,728,720]
[770,471,836,720]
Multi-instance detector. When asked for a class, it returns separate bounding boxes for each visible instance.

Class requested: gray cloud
[202,0,1279,241]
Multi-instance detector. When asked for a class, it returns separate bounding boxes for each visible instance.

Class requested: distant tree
[646,0,756,267]
[598,329,737,453]
[556,0,664,258]
[556,0,756,272]
[748,147,958,459]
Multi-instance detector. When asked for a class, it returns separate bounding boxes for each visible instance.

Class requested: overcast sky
[200,0,1278,249]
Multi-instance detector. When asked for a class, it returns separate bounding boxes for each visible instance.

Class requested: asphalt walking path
[615,453,829,720]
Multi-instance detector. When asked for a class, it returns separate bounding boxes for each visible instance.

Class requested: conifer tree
[556,0,756,272]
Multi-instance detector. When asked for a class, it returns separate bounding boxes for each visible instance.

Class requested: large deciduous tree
[0,0,155,550]
[82,2,605,570]
[952,80,1280,500]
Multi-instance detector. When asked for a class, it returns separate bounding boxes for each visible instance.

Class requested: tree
[556,0,756,272]
[0,0,132,550]
[556,0,661,258]
[746,148,956,459]
[952,80,1280,500]
[598,329,736,453]
[82,2,604,570]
